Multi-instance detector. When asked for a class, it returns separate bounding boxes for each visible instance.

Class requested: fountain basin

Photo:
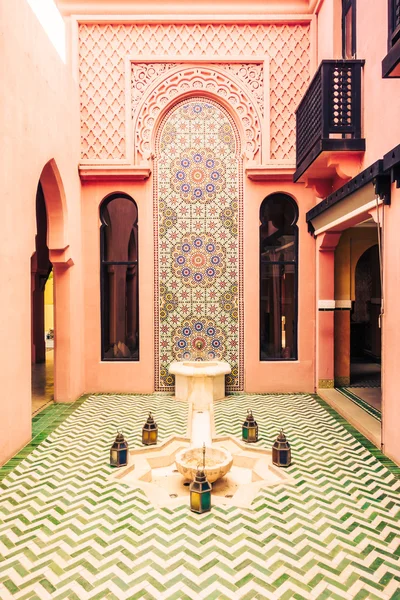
[169,360,231,409]
[109,435,293,509]
[175,446,233,483]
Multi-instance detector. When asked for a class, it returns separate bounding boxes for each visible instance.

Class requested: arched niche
[133,66,262,165]
[153,96,244,391]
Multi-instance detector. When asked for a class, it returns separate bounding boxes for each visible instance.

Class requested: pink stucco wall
[356,0,400,169]
[244,181,316,392]
[0,0,84,464]
[81,181,155,393]
[382,185,400,464]
[316,0,341,62]
[81,177,316,395]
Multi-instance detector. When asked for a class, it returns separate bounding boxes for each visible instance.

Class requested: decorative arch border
[132,64,263,165]
[39,159,68,252]
[153,96,244,392]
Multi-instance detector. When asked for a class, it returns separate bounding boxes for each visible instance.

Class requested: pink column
[31,272,46,364]
[316,232,341,389]
[50,250,74,402]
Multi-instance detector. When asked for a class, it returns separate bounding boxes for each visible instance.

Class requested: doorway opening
[349,243,381,414]
[31,182,54,415]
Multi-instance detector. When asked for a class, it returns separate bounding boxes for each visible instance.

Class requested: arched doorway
[154,97,243,392]
[31,159,70,411]
[31,182,54,413]
[350,244,381,409]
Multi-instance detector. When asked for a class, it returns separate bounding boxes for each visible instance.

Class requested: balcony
[293,60,365,184]
[382,0,400,77]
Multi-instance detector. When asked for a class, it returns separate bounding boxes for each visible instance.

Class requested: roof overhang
[306,159,392,235]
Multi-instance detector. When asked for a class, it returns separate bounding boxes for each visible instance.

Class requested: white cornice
[79,165,151,182]
[56,0,312,17]
[69,14,313,24]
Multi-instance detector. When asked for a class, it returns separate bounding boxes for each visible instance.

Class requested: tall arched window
[260,193,298,360]
[100,194,139,360]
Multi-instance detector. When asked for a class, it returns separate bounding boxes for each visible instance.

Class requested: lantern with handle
[189,444,212,513]
[272,429,291,467]
[110,431,128,467]
[142,411,158,445]
[242,409,258,443]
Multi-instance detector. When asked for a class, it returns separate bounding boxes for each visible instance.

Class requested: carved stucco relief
[79,23,310,162]
[132,65,263,163]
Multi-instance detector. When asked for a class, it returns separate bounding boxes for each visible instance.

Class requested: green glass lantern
[142,411,158,445]
[272,429,291,467]
[242,409,258,443]
[190,445,212,513]
[110,431,128,467]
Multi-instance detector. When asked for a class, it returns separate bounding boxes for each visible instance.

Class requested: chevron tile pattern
[0,393,399,600]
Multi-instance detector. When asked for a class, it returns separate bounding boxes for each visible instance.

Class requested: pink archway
[35,159,73,403]
[39,159,68,251]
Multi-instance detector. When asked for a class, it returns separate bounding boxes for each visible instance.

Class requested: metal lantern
[110,431,128,467]
[242,409,258,443]
[272,429,292,467]
[189,445,212,513]
[142,411,158,445]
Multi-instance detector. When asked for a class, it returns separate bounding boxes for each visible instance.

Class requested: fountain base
[109,435,293,509]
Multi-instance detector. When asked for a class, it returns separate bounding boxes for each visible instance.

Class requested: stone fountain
[109,349,293,508]
[169,340,231,410]
[175,445,233,483]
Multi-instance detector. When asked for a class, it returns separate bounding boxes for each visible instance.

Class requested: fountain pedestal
[169,361,231,410]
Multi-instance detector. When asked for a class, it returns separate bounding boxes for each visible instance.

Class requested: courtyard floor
[0,393,399,600]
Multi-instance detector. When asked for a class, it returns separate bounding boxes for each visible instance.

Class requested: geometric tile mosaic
[155,98,243,391]
[1,393,399,599]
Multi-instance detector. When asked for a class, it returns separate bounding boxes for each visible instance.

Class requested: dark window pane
[260,263,296,360]
[260,193,298,361]
[103,197,138,262]
[342,0,356,58]
[261,236,295,262]
[344,6,353,58]
[101,195,139,361]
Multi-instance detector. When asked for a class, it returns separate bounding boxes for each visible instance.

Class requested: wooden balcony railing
[294,60,365,182]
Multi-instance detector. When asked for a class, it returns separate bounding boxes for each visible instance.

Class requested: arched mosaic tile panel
[155,97,243,392]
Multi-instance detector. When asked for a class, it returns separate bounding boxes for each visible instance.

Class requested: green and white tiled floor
[0,393,399,600]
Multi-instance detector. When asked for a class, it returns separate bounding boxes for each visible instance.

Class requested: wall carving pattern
[155,98,243,391]
[133,66,262,162]
[78,23,310,162]
[132,63,265,119]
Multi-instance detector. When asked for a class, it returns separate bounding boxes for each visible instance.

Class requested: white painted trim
[318,300,335,310]
[72,14,314,24]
